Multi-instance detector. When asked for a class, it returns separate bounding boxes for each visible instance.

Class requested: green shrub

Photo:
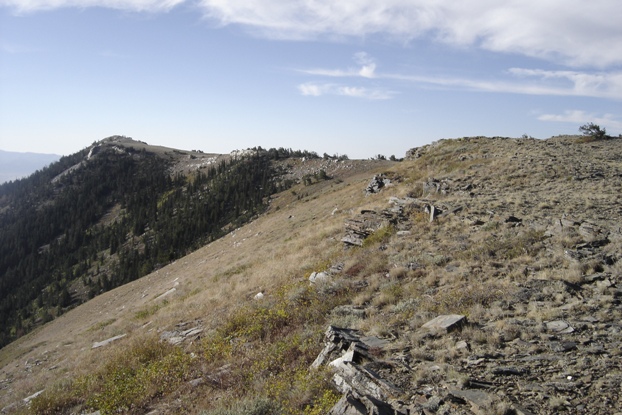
[85,337,192,414]
[30,380,84,415]
[579,122,608,141]
[201,397,281,415]
[363,225,395,247]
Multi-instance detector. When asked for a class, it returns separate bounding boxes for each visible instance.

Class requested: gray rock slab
[549,341,577,352]
[328,392,367,415]
[23,389,45,404]
[448,389,496,414]
[421,314,467,333]
[92,333,126,349]
[181,327,204,337]
[332,361,402,402]
[360,336,390,350]
[545,320,574,334]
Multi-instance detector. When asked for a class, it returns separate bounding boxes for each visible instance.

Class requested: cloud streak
[300,53,622,100]
[301,52,378,79]
[386,69,622,100]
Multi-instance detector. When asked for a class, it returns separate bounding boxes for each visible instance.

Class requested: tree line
[0,145,307,348]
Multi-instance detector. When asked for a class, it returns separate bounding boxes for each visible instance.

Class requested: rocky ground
[313,136,622,414]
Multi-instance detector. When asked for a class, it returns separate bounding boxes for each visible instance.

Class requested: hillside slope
[0,136,325,349]
[1,136,622,415]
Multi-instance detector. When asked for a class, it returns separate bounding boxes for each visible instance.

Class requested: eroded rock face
[314,327,407,415]
[342,211,387,246]
[342,195,465,246]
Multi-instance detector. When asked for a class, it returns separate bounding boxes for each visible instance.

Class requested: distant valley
[0,150,61,184]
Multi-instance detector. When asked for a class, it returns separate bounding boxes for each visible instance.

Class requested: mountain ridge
[0,136,336,349]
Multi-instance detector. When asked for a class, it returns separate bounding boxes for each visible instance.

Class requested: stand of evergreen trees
[0,145,316,349]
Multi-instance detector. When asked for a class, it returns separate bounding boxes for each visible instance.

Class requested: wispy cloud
[297,82,394,100]
[384,70,622,100]
[300,52,622,100]
[509,68,622,100]
[538,110,622,131]
[301,52,376,79]
[0,41,35,54]
[197,0,622,68]
[0,0,185,13]
[5,1,621,68]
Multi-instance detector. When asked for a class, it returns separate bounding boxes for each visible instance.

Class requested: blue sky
[1,1,621,159]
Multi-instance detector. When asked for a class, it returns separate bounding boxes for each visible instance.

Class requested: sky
[0,1,621,159]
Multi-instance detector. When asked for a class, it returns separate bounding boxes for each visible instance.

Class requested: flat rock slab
[154,287,176,301]
[448,389,496,414]
[549,341,577,352]
[545,320,574,334]
[23,389,45,404]
[360,335,390,350]
[92,334,126,349]
[328,392,367,415]
[422,314,467,333]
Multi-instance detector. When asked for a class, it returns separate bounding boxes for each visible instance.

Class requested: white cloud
[337,86,393,100]
[297,82,394,100]
[0,0,184,13]
[298,82,331,97]
[353,52,376,78]
[6,1,621,68]
[197,0,622,68]
[538,110,622,132]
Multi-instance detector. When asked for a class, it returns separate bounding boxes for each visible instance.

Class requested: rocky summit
[1,135,621,415]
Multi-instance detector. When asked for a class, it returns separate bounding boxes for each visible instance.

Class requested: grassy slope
[0,156,394,413]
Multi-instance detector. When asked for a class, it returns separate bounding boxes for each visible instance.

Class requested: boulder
[366,175,391,195]
[309,272,329,284]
